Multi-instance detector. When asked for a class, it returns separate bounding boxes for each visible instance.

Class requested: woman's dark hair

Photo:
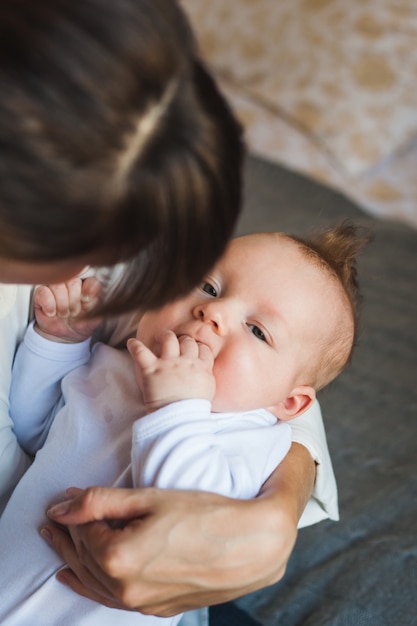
[0,0,244,314]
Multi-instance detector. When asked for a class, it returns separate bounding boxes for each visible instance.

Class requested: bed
[176,4,417,621]
[181,0,417,229]
[208,154,417,625]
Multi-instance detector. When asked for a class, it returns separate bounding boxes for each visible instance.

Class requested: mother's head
[0,0,244,314]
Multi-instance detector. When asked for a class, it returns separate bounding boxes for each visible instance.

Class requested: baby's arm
[34,277,101,343]
[10,324,93,456]
[9,278,101,456]
[127,331,291,499]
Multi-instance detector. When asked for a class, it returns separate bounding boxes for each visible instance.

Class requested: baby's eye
[247,324,267,342]
[201,282,218,297]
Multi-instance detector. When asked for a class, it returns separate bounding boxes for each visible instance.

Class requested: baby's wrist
[33,323,85,344]
[144,393,211,414]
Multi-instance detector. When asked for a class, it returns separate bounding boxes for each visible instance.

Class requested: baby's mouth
[177,332,214,355]
[178,332,206,346]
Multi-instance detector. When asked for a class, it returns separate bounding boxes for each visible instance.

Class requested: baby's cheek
[211,358,249,412]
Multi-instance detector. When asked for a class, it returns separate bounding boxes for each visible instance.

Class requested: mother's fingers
[40,523,119,602]
[56,567,126,610]
[47,486,155,526]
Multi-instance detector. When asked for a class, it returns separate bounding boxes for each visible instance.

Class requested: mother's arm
[43,442,316,616]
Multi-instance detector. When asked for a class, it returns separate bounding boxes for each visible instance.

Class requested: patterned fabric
[234,155,417,626]
[181,0,417,227]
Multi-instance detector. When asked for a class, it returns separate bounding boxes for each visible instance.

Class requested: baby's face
[137,233,344,414]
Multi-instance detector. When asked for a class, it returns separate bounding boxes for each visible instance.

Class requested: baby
[0,223,366,625]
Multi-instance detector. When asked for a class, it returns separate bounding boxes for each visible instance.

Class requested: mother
[0,0,336,619]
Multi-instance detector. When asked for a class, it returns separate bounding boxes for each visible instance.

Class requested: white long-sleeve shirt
[0,284,32,514]
[0,323,294,625]
[0,310,338,625]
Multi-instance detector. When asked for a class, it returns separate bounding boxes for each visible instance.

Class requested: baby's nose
[195,302,226,334]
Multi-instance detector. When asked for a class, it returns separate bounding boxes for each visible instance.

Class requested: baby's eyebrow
[258,303,289,344]
[258,299,283,323]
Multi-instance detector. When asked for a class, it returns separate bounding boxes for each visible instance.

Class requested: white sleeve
[131,400,292,500]
[10,322,91,456]
[289,399,339,527]
[0,285,33,514]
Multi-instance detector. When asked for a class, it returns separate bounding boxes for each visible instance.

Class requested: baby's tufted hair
[289,220,372,388]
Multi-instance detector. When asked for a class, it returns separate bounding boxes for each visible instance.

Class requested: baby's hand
[127,330,216,412]
[33,277,102,343]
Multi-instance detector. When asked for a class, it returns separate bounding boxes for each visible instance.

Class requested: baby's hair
[289,220,372,387]
[0,0,244,315]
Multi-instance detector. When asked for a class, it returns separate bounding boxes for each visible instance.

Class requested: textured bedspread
[210,155,417,625]
[182,0,417,228]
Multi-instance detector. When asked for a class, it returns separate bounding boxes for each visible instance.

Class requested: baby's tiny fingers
[178,334,199,357]
[66,278,84,317]
[127,338,157,370]
[33,285,57,317]
[80,277,102,312]
[159,330,180,358]
[46,282,76,318]
[198,342,214,367]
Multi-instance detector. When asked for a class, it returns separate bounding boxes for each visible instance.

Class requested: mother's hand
[43,444,314,616]
[43,485,297,617]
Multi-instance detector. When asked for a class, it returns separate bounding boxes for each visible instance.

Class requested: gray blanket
[211,155,417,626]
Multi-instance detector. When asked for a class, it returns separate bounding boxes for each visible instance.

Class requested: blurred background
[181,0,417,228]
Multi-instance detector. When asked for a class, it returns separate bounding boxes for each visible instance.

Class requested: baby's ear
[267,386,316,421]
